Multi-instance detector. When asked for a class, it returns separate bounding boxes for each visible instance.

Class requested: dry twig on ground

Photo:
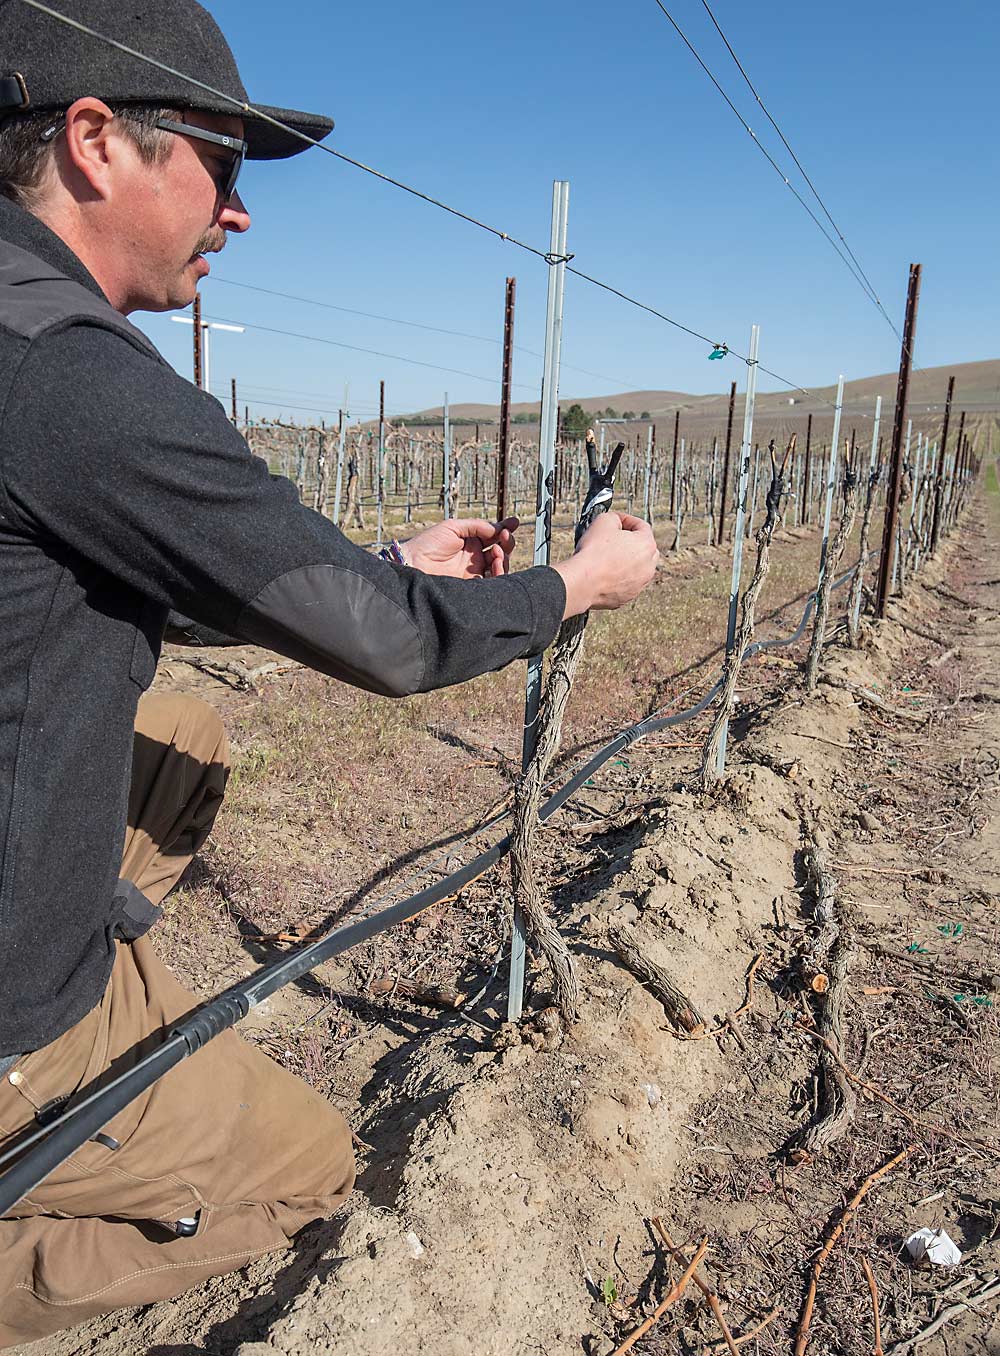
[794,1145,913,1356]
[860,1256,884,1356]
[885,1275,1000,1354]
[819,676,928,726]
[704,1307,780,1350]
[168,655,301,692]
[892,618,950,648]
[610,1236,708,1356]
[650,1218,738,1355]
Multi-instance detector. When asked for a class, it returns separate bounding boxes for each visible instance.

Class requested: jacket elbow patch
[236,564,425,697]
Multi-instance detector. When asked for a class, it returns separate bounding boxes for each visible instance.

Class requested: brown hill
[407,358,1000,427]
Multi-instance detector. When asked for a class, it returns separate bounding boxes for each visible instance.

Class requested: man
[0,0,658,1345]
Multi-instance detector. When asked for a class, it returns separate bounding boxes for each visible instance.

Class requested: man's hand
[554,513,659,617]
[400,517,519,580]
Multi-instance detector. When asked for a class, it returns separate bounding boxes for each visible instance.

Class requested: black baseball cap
[0,0,334,160]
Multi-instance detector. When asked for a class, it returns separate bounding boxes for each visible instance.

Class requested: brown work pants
[0,693,356,1349]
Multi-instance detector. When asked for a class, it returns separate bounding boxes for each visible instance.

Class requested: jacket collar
[0,195,110,302]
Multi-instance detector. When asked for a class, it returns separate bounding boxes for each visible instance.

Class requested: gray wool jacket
[0,197,565,1058]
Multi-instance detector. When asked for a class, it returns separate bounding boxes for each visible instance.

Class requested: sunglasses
[154,118,247,204]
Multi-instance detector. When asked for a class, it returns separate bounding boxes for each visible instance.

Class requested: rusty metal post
[716,380,736,544]
[192,291,203,390]
[875,263,922,617]
[929,374,955,555]
[496,277,516,520]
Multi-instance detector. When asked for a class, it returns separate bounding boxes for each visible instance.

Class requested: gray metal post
[818,376,846,578]
[509,180,569,1024]
[714,324,760,778]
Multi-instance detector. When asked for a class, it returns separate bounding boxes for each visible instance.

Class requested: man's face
[112,108,251,313]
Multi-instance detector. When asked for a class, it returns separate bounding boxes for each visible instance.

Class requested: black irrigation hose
[0,556,864,1214]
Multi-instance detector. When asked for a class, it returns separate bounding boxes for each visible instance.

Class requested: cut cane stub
[810,974,830,994]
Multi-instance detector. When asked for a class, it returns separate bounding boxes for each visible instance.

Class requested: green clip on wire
[708,344,728,360]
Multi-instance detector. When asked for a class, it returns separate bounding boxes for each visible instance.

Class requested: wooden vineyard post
[716,380,737,544]
[497,277,516,520]
[875,263,921,616]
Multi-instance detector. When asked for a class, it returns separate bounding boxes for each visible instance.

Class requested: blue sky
[135,0,999,424]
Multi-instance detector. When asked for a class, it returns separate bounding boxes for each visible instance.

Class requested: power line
[696,0,910,357]
[213,277,519,347]
[198,312,540,391]
[562,269,873,421]
[18,0,557,264]
[210,277,648,391]
[18,0,889,421]
[647,0,884,311]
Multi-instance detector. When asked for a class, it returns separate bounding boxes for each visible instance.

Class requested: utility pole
[875,263,921,617]
[192,291,203,389]
[173,307,243,398]
[929,375,954,555]
[230,377,237,425]
[716,380,736,545]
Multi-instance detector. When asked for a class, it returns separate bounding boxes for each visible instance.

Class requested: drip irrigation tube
[0,557,864,1214]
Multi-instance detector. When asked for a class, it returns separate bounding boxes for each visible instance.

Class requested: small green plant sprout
[601,1276,618,1307]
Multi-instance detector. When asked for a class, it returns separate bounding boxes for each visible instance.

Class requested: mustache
[192,231,226,259]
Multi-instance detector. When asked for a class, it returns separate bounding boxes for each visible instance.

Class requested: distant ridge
[404,358,1000,425]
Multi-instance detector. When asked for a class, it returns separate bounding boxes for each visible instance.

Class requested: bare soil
[22,481,1000,1356]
